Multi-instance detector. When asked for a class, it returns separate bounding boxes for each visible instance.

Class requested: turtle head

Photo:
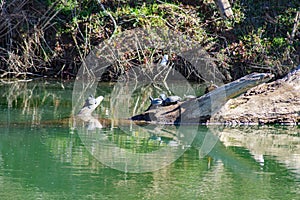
[159,93,167,101]
[77,95,104,116]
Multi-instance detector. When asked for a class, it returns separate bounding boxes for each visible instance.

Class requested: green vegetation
[0,0,299,80]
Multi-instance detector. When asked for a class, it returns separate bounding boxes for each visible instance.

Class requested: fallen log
[131,72,274,124]
[211,65,300,125]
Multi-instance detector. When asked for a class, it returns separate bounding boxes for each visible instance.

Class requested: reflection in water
[193,126,300,199]
[0,81,299,199]
[216,126,300,178]
[76,114,103,130]
[1,124,300,199]
[0,81,74,127]
[77,122,197,173]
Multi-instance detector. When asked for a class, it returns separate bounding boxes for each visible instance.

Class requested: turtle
[160,93,181,106]
[149,96,163,106]
[77,95,104,116]
[146,96,164,111]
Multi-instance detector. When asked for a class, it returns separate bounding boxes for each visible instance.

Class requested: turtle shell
[149,96,163,106]
[162,95,181,106]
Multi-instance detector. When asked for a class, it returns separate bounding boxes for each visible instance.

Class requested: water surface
[0,81,299,199]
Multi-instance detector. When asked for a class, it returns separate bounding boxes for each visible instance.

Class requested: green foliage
[48,0,78,13]
[115,3,167,27]
[272,37,285,48]
[1,0,299,79]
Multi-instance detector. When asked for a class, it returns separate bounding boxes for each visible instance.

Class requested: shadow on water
[0,80,299,199]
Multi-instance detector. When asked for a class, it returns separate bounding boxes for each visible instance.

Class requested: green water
[0,81,299,200]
